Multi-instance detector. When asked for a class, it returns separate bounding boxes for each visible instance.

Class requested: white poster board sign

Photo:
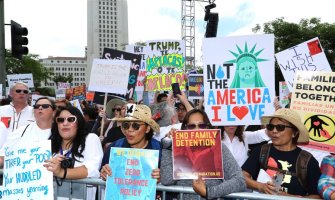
[88,59,131,95]
[203,34,275,125]
[1,140,53,199]
[275,37,332,91]
[7,73,34,88]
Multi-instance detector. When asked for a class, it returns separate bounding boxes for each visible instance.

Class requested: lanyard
[59,147,72,158]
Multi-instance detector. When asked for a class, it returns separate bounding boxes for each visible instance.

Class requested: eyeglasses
[185,123,208,130]
[33,104,52,109]
[112,108,122,112]
[56,116,77,124]
[121,122,145,131]
[266,124,294,132]
[15,89,29,94]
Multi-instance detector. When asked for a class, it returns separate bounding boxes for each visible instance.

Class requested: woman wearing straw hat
[242,108,321,198]
[100,103,161,182]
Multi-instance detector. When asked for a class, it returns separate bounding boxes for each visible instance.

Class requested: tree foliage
[253,17,335,94]
[5,50,54,88]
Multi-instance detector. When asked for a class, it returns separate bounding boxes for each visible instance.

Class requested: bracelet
[62,168,67,180]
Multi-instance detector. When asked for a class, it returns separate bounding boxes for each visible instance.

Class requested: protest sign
[275,37,332,91]
[172,129,223,179]
[291,71,335,153]
[88,59,131,95]
[105,147,159,199]
[188,74,204,99]
[0,140,53,199]
[145,40,186,91]
[279,81,290,108]
[126,44,147,101]
[7,73,34,88]
[55,89,66,99]
[72,84,86,101]
[203,34,275,126]
[102,48,142,100]
[57,82,71,89]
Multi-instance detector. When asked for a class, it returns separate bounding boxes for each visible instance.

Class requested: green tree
[5,50,54,88]
[53,74,73,88]
[253,17,335,93]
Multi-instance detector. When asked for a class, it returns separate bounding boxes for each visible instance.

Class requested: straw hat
[105,98,127,118]
[261,108,309,143]
[112,103,160,133]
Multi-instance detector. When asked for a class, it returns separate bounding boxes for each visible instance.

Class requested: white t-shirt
[0,121,51,156]
[154,123,182,142]
[0,121,8,150]
[222,129,270,167]
[0,104,35,133]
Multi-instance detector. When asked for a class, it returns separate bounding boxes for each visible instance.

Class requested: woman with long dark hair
[44,106,103,200]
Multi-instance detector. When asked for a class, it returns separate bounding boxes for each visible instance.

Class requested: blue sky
[4,0,334,61]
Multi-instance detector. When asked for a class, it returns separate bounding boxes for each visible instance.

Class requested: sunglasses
[56,116,77,124]
[185,123,208,130]
[112,108,122,112]
[121,122,145,131]
[33,104,52,109]
[266,124,294,132]
[15,89,29,94]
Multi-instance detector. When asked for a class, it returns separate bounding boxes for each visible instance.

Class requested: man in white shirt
[0,82,34,133]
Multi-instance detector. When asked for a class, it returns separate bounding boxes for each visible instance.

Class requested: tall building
[86,0,129,84]
[40,57,87,88]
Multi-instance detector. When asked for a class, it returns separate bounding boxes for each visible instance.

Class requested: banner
[203,34,275,126]
[275,37,332,91]
[105,147,159,199]
[145,40,186,91]
[291,71,335,153]
[7,73,34,88]
[188,74,204,99]
[172,129,223,179]
[0,140,53,199]
[88,59,131,95]
[102,48,142,100]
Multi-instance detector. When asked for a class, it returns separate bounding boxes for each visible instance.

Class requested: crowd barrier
[0,169,316,200]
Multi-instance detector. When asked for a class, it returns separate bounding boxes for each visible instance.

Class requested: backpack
[259,143,312,191]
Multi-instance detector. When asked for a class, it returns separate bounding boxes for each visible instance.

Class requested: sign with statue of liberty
[203,34,275,125]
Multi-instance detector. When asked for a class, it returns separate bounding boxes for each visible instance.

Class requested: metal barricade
[0,170,317,200]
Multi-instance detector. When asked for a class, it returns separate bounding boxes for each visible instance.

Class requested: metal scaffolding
[181,0,214,69]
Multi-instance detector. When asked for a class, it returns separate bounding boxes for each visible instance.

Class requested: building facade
[40,57,87,89]
[86,0,129,84]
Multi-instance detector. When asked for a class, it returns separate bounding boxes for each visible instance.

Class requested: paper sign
[7,74,34,88]
[0,140,53,199]
[88,59,131,95]
[105,147,159,199]
[275,37,332,91]
[203,34,275,125]
[172,129,223,179]
[188,74,204,99]
[291,71,335,153]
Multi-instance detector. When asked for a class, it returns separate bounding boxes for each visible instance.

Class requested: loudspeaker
[205,13,219,38]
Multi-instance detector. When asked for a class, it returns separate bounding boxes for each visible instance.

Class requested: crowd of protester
[0,81,334,200]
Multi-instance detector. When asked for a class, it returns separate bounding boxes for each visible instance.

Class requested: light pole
[0,0,6,97]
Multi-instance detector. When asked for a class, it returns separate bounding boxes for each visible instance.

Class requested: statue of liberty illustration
[226,42,268,88]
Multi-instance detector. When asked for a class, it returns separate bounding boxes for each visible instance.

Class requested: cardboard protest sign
[203,34,275,126]
[172,129,223,179]
[0,140,53,199]
[145,40,186,91]
[279,81,290,108]
[291,71,335,153]
[88,59,131,95]
[275,37,332,91]
[7,73,34,88]
[102,48,142,100]
[105,147,159,199]
[126,44,147,101]
[188,74,204,99]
